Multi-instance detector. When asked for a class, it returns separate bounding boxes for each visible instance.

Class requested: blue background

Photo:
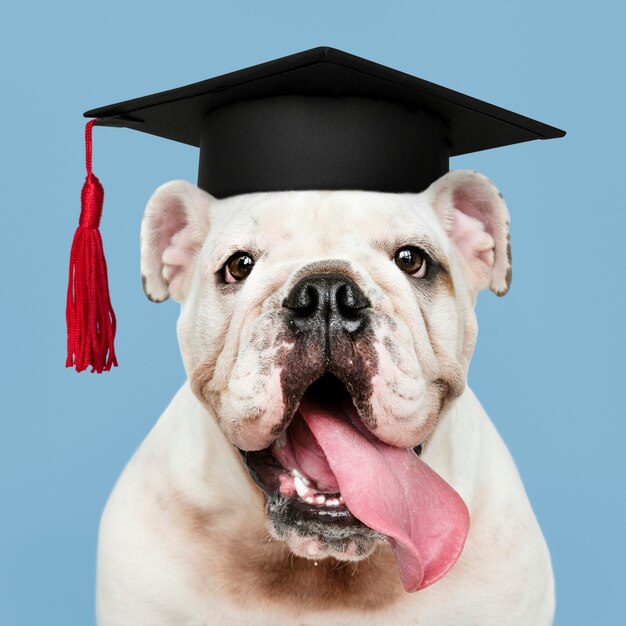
[1,1,624,624]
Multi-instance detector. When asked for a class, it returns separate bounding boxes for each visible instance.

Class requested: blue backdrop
[1,1,623,624]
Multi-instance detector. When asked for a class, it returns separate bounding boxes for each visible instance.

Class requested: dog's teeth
[290,469,311,485]
[316,495,326,505]
[293,476,310,498]
[338,496,344,503]
[304,496,315,504]
[325,498,340,507]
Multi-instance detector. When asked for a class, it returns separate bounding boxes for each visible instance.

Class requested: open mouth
[241,375,382,522]
[239,373,470,593]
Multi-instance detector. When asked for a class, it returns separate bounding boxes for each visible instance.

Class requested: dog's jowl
[96,172,554,625]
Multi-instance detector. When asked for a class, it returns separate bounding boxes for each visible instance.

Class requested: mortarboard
[66,47,565,372]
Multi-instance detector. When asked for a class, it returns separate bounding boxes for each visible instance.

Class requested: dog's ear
[426,170,512,297]
[140,180,212,303]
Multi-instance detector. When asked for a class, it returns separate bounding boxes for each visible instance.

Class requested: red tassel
[66,120,118,372]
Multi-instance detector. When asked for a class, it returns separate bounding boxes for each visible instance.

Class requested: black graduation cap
[85,46,565,198]
[68,47,565,374]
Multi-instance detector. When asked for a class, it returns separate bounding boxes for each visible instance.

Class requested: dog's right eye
[394,246,427,277]
[224,252,255,283]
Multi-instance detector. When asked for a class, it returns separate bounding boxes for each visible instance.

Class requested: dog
[96,170,554,625]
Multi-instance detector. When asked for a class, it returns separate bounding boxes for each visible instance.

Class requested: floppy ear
[140,180,212,303]
[426,170,512,297]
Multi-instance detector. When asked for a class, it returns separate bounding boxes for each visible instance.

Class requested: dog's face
[140,171,511,572]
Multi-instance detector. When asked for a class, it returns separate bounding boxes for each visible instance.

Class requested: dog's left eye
[394,246,427,278]
[224,252,255,283]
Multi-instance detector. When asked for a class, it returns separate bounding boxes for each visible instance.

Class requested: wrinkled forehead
[208,190,449,258]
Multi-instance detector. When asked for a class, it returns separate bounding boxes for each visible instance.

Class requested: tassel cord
[66,120,118,372]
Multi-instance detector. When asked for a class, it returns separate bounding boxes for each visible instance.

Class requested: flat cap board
[85,47,565,197]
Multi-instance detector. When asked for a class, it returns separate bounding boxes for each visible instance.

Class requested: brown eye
[394,246,427,277]
[224,252,254,283]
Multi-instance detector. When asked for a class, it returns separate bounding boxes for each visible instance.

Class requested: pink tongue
[298,397,470,592]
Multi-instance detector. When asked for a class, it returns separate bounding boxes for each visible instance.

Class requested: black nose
[283,273,370,336]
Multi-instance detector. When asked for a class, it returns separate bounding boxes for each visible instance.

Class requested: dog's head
[140,170,511,590]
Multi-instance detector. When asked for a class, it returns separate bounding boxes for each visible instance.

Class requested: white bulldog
[96,171,554,625]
